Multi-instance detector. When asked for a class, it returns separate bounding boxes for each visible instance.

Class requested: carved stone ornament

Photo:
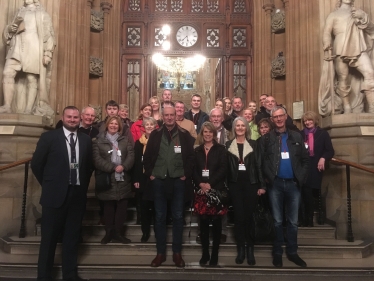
[271,52,285,78]
[91,10,104,31]
[90,57,103,77]
[271,9,285,33]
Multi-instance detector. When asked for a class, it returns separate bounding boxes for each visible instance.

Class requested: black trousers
[229,181,258,247]
[37,185,87,281]
[103,198,129,232]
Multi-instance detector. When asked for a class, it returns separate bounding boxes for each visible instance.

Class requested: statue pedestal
[321,114,374,240]
[0,114,53,237]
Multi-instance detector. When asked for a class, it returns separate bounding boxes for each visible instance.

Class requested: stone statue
[319,0,374,116]
[0,0,56,120]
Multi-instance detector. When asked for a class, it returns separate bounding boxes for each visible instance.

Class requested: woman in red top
[130,104,152,141]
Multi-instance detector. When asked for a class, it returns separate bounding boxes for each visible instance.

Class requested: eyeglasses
[271,114,286,119]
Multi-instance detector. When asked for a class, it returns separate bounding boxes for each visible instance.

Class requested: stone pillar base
[0,114,53,237]
[321,114,374,240]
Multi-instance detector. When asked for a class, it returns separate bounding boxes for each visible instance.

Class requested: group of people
[30,90,334,281]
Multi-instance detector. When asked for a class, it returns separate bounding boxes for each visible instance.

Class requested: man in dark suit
[31,106,92,281]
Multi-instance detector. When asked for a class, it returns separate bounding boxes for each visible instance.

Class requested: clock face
[176,26,198,47]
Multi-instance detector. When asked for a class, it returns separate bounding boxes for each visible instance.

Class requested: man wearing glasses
[257,106,309,268]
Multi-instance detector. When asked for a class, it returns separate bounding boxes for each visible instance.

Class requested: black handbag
[216,185,230,206]
[251,196,275,242]
[95,171,111,192]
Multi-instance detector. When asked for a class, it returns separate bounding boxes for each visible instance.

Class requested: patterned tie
[70,133,77,185]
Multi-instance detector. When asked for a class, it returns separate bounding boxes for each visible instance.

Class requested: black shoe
[199,251,210,266]
[141,233,150,243]
[100,232,112,244]
[209,248,218,267]
[235,246,245,264]
[196,234,201,244]
[112,232,131,244]
[246,246,256,266]
[220,234,227,243]
[288,254,307,267]
[63,276,88,281]
[273,254,283,267]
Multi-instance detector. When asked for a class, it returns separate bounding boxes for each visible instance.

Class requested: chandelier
[152,53,206,74]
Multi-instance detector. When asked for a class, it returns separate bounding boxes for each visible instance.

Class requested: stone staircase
[0,193,373,281]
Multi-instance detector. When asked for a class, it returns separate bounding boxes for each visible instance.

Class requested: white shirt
[63,127,80,185]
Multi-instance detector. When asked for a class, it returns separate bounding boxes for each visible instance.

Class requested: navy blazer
[31,127,93,208]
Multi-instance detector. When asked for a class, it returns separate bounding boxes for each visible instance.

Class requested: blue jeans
[268,177,301,256]
[152,177,185,254]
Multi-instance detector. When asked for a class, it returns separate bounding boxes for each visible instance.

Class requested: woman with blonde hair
[149,96,162,126]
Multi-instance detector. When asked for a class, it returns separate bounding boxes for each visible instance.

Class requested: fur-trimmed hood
[227,138,253,160]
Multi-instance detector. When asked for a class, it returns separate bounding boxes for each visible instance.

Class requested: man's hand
[257,189,266,196]
[150,175,155,180]
[323,43,332,51]
[134,182,140,189]
[180,176,186,181]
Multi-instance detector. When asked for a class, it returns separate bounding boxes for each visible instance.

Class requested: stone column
[100,1,121,108]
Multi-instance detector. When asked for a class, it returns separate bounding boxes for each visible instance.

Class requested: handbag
[215,184,230,206]
[95,171,111,192]
[251,196,275,242]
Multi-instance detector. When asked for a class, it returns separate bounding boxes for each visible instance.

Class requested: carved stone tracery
[233,28,246,47]
[271,9,285,33]
[234,0,246,13]
[156,0,167,12]
[171,0,183,12]
[90,10,104,31]
[100,2,113,14]
[192,0,203,12]
[128,0,141,11]
[207,29,219,48]
[154,28,167,47]
[207,0,219,13]
[90,57,103,77]
[271,52,286,78]
[127,27,141,47]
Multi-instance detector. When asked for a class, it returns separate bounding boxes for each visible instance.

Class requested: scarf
[106,132,124,181]
[303,127,316,156]
[139,133,148,154]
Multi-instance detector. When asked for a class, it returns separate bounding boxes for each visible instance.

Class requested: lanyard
[168,129,179,147]
[65,134,78,149]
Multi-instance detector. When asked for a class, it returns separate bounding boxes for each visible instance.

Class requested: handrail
[0,158,32,172]
[329,157,374,242]
[331,157,374,174]
[0,158,32,238]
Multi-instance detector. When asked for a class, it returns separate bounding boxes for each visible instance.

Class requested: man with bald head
[79,106,99,139]
[255,96,299,132]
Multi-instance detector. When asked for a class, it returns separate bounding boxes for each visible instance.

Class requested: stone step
[1,236,372,259]
[1,249,374,281]
[78,224,336,241]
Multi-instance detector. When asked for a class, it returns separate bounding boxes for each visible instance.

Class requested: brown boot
[151,254,166,267]
[172,253,185,267]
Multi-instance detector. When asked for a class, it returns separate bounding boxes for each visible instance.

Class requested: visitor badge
[108,149,113,154]
[304,143,308,149]
[238,164,246,171]
[194,125,197,130]
[70,163,79,169]
[202,170,209,177]
[174,146,181,153]
[281,152,290,159]
[117,150,122,157]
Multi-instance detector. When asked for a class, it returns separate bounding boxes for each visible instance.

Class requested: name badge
[70,163,79,169]
[194,125,197,130]
[117,150,122,157]
[202,170,209,177]
[304,143,308,149]
[108,149,113,154]
[238,164,246,171]
[281,152,290,159]
[174,146,181,153]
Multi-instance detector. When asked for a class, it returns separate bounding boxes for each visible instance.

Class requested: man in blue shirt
[257,106,309,267]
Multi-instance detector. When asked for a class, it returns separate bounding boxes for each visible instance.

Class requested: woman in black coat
[301,111,334,227]
[226,117,265,266]
[133,117,157,242]
[193,122,227,267]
